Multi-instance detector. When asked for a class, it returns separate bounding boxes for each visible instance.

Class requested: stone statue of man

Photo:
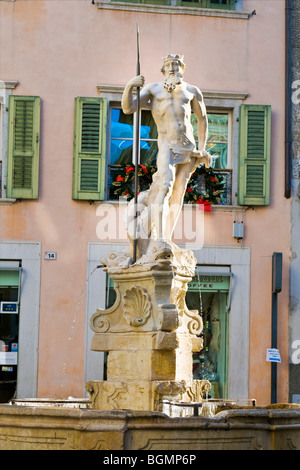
[122,54,212,263]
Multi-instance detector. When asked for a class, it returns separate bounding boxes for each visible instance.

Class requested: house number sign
[44,252,57,260]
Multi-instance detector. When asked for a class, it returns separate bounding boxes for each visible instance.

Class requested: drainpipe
[285,0,292,199]
[271,253,282,404]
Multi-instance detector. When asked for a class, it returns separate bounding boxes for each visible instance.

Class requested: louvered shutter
[72,97,107,200]
[238,105,271,206]
[6,96,40,199]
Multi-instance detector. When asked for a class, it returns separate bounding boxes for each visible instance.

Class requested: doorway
[0,269,20,403]
[186,270,230,399]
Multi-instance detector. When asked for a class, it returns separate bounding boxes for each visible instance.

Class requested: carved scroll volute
[90,311,110,333]
[185,308,203,336]
[89,284,121,333]
[123,286,152,327]
[171,279,203,336]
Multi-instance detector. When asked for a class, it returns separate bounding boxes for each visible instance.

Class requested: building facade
[0,0,292,405]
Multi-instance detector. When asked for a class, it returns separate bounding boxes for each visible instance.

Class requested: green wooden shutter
[6,96,40,199]
[238,105,271,206]
[72,97,107,200]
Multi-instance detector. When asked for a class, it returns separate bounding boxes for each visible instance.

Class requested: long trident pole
[133,24,141,264]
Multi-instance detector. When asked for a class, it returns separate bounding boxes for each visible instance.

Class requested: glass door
[0,269,20,403]
[186,270,230,399]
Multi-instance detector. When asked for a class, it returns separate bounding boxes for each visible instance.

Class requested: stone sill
[0,198,247,211]
[0,198,16,206]
[95,200,247,212]
[97,1,251,19]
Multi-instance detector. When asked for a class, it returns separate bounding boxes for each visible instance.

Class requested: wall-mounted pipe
[285,0,292,199]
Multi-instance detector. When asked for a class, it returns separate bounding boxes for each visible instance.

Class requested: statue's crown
[162,54,185,66]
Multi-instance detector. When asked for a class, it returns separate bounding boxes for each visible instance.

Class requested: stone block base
[86,379,210,412]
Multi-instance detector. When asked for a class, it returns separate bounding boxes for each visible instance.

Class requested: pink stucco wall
[0,0,289,404]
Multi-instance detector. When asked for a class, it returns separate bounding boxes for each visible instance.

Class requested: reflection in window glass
[207,113,228,169]
[191,112,229,169]
[211,0,229,4]
[108,108,158,199]
[110,108,158,166]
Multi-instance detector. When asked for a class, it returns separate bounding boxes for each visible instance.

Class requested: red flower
[209,176,216,182]
[196,199,211,212]
[186,187,193,193]
[116,175,125,182]
[140,164,148,174]
[204,200,211,212]
[126,166,135,173]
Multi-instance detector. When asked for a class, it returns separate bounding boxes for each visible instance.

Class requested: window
[6,95,41,200]
[191,110,232,205]
[111,0,236,9]
[75,90,271,207]
[108,106,230,204]
[108,106,158,200]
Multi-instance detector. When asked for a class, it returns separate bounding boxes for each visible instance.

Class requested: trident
[132,24,141,264]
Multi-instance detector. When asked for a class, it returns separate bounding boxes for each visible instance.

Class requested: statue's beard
[163,73,183,92]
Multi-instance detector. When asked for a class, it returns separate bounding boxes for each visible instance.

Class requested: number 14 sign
[44,252,57,260]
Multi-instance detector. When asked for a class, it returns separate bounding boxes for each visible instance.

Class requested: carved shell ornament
[123,287,152,327]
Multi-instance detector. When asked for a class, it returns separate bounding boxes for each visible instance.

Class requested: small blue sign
[0,302,18,314]
[266,348,281,363]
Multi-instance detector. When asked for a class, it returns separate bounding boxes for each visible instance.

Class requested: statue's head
[161,54,185,75]
[161,54,185,92]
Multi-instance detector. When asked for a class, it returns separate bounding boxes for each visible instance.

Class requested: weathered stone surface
[91,331,196,352]
[0,405,300,450]
[85,379,205,412]
[88,261,204,413]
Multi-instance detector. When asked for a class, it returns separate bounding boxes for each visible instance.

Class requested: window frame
[97,0,248,18]
[203,91,248,206]
[112,0,235,7]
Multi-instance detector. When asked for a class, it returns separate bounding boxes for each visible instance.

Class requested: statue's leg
[165,157,198,241]
[150,146,176,240]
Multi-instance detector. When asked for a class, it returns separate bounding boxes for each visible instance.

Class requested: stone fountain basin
[0,402,299,450]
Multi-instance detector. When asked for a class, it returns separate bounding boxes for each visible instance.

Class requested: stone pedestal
[86,249,210,412]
